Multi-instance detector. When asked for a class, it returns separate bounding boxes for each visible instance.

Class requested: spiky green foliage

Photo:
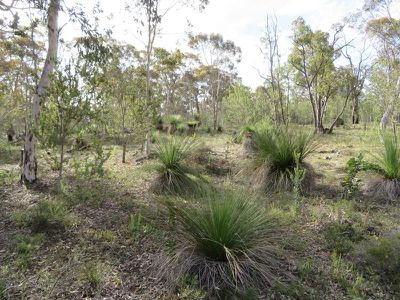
[363,135,400,201]
[232,124,255,144]
[159,190,288,294]
[165,114,183,125]
[374,136,400,180]
[154,137,202,193]
[252,125,314,190]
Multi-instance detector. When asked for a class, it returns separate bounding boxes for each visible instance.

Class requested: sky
[61,0,393,89]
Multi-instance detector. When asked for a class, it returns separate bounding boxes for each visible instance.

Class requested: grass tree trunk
[22,0,60,184]
[122,142,126,163]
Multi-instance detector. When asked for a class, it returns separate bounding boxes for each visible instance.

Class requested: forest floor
[1,126,400,299]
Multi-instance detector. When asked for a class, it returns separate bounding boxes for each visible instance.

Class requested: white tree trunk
[22,0,60,183]
[380,78,400,131]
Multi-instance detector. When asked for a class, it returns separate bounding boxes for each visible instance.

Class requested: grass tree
[366,135,400,201]
[153,136,203,194]
[252,123,314,191]
[159,190,289,296]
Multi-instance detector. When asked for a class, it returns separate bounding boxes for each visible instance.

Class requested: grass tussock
[153,137,205,194]
[158,190,290,295]
[252,124,315,191]
[14,199,75,233]
[366,135,400,201]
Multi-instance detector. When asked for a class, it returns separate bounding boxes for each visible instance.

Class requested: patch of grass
[297,257,315,280]
[79,261,108,293]
[330,252,377,298]
[354,232,400,285]
[128,212,153,240]
[14,234,45,269]
[323,221,363,255]
[0,278,6,300]
[0,168,19,186]
[14,199,75,233]
[159,190,289,295]
[0,139,21,164]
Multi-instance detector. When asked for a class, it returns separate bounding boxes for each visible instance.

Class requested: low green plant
[15,199,74,233]
[323,221,363,255]
[342,153,364,199]
[128,212,153,239]
[253,124,314,191]
[14,234,45,269]
[297,257,315,280]
[354,233,400,284]
[160,190,288,295]
[72,139,112,178]
[330,251,374,298]
[154,137,203,194]
[0,278,6,300]
[79,261,107,292]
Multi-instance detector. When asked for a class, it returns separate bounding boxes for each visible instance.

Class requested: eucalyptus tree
[366,17,400,129]
[103,43,146,163]
[153,48,185,115]
[21,0,60,183]
[289,18,357,133]
[260,15,287,124]
[130,0,209,155]
[0,22,44,135]
[188,33,241,131]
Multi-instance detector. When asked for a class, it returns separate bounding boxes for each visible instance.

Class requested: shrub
[159,190,289,295]
[15,199,74,233]
[154,137,203,194]
[323,221,363,255]
[252,125,314,191]
[354,232,400,284]
[341,153,364,199]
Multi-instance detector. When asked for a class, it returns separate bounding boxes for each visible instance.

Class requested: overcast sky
[62,0,399,89]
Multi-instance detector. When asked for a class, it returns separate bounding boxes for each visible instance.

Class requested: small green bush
[15,199,74,233]
[14,234,45,269]
[160,190,288,295]
[354,233,400,284]
[323,221,363,255]
[342,153,364,199]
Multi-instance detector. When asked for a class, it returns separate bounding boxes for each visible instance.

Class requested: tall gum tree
[23,0,60,183]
